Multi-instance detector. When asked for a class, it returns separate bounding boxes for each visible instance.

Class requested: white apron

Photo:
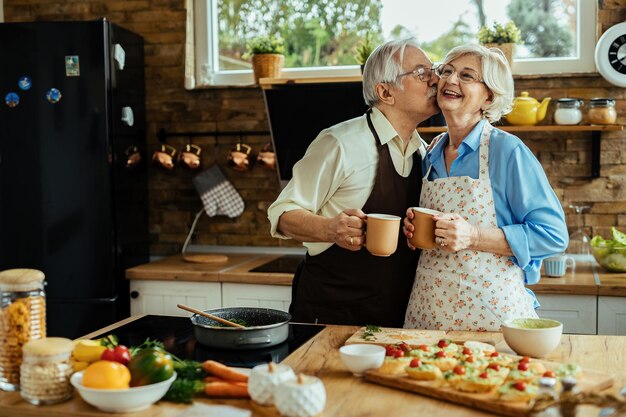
[404,122,538,332]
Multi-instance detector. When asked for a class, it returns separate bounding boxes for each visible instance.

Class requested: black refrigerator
[0,20,149,338]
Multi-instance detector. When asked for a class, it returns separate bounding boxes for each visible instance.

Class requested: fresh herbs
[128,338,165,357]
[162,378,205,404]
[362,324,381,341]
[98,334,119,349]
[213,318,248,327]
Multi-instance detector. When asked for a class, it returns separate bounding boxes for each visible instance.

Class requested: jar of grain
[20,338,73,405]
[0,269,46,391]
[588,98,617,125]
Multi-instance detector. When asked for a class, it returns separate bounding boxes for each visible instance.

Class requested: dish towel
[192,165,245,218]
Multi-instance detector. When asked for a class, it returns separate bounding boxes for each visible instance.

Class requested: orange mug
[257,143,276,171]
[152,144,177,170]
[180,144,202,170]
[227,143,252,172]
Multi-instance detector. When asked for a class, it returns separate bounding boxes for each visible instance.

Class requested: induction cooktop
[249,254,304,273]
[89,315,324,368]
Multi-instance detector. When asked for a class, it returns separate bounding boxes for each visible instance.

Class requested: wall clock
[595,21,626,87]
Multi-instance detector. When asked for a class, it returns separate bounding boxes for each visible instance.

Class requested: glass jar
[0,269,46,391]
[588,98,617,125]
[554,98,583,125]
[20,338,74,405]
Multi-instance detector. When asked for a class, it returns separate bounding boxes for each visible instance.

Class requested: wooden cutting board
[345,327,451,347]
[364,365,613,417]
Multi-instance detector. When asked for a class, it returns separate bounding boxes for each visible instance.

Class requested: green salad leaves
[590,227,626,272]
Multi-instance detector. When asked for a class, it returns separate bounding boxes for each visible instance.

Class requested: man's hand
[329,209,367,251]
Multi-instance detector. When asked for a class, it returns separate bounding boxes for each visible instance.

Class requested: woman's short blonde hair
[440,44,514,123]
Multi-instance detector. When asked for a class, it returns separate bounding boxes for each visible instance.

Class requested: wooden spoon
[177,304,245,329]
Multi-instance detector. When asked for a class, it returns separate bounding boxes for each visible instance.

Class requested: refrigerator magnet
[46,88,62,104]
[5,92,19,108]
[18,76,32,90]
[65,55,80,77]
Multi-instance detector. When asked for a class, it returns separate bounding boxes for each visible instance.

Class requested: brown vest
[290,111,422,327]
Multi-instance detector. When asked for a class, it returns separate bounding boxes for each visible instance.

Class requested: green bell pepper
[128,347,174,387]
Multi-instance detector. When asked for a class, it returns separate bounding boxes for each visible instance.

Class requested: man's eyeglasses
[435,64,484,84]
[396,66,436,82]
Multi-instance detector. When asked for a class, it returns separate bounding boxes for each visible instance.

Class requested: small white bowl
[501,318,563,358]
[70,371,176,413]
[339,344,385,377]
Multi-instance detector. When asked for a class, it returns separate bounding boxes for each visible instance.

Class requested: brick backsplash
[5,0,626,255]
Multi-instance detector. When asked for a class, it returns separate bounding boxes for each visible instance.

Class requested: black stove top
[249,254,304,273]
[89,315,324,368]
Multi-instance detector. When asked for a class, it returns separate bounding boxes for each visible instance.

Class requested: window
[190,0,596,87]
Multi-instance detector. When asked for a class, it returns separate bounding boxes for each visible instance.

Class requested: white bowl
[70,371,176,413]
[339,344,385,376]
[501,318,563,358]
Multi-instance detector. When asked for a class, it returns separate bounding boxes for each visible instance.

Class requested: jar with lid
[588,98,617,125]
[553,98,583,125]
[20,337,73,405]
[0,269,46,391]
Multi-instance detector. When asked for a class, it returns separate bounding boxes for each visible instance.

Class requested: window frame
[191,0,597,87]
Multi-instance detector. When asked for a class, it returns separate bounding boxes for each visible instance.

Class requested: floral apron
[404,122,537,332]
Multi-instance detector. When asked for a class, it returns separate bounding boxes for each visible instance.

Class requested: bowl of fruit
[590,227,626,272]
[70,346,176,413]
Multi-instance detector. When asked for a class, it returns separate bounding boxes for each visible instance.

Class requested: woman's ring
[438,237,447,247]
[350,236,354,246]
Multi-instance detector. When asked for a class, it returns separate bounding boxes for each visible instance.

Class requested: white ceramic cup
[543,255,575,277]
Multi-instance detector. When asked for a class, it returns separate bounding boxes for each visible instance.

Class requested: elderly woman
[403,44,568,332]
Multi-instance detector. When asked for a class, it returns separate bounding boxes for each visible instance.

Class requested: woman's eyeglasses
[435,64,484,84]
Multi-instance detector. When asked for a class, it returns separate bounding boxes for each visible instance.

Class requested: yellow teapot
[505,92,551,125]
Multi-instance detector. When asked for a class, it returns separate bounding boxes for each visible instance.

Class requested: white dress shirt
[267,107,427,255]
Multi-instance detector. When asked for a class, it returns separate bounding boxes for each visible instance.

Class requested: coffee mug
[365,214,401,257]
[257,143,276,171]
[180,144,202,170]
[543,255,576,277]
[409,207,442,250]
[227,143,252,172]
[152,144,177,170]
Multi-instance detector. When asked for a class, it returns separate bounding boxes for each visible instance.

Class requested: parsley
[362,324,381,341]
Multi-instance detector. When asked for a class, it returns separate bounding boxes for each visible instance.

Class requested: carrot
[202,360,249,382]
[203,376,247,386]
[204,381,250,398]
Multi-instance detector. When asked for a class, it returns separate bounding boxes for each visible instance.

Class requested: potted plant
[244,34,285,84]
[354,32,375,73]
[477,20,522,64]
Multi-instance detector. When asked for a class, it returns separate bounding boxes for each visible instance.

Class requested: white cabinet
[535,294,597,335]
[598,296,626,335]
[130,280,221,316]
[222,283,291,312]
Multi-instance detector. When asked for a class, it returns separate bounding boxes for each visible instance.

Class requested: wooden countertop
[126,253,626,296]
[1,316,625,417]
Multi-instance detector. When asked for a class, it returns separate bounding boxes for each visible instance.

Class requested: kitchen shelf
[417,124,624,178]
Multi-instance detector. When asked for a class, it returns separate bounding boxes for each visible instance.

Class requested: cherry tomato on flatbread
[518,362,530,371]
[513,381,527,391]
[487,363,500,371]
[435,350,446,358]
[437,339,450,348]
[543,370,556,378]
[410,358,421,368]
[453,365,466,375]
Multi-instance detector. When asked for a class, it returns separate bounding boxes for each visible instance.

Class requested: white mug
[543,255,575,277]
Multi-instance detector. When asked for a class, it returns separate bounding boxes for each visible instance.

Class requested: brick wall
[4,0,626,255]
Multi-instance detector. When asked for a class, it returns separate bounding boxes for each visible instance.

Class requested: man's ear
[375,83,395,106]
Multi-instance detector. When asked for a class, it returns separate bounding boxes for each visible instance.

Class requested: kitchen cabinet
[129,280,221,316]
[535,294,597,334]
[598,296,626,335]
[222,282,291,312]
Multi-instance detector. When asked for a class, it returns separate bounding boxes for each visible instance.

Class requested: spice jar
[20,338,73,405]
[588,98,617,125]
[554,98,583,125]
[0,269,46,391]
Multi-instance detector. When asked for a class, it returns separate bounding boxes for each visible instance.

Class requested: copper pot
[257,143,276,171]
[227,143,252,172]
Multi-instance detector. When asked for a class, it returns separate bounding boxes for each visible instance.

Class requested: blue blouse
[425,119,569,293]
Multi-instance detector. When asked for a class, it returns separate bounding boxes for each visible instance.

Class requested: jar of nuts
[0,269,46,391]
[20,338,74,405]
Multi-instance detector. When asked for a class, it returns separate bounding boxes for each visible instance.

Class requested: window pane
[215,0,580,72]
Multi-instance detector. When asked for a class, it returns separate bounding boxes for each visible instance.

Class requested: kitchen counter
[1,315,625,417]
[126,253,626,295]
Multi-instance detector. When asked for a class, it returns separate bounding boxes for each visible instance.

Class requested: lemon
[72,340,107,363]
[611,227,626,246]
[82,360,131,389]
[73,360,89,372]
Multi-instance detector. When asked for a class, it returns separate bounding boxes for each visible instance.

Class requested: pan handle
[235,335,271,346]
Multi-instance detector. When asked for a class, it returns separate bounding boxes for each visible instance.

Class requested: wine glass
[567,204,591,257]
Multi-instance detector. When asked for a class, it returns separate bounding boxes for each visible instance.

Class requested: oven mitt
[192,165,245,218]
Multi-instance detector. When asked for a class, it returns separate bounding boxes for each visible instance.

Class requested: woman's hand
[433,213,479,253]
[402,207,417,251]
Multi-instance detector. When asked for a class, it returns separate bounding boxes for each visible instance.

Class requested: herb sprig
[362,324,381,341]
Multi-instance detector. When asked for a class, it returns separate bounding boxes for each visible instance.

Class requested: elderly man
[267,37,439,327]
